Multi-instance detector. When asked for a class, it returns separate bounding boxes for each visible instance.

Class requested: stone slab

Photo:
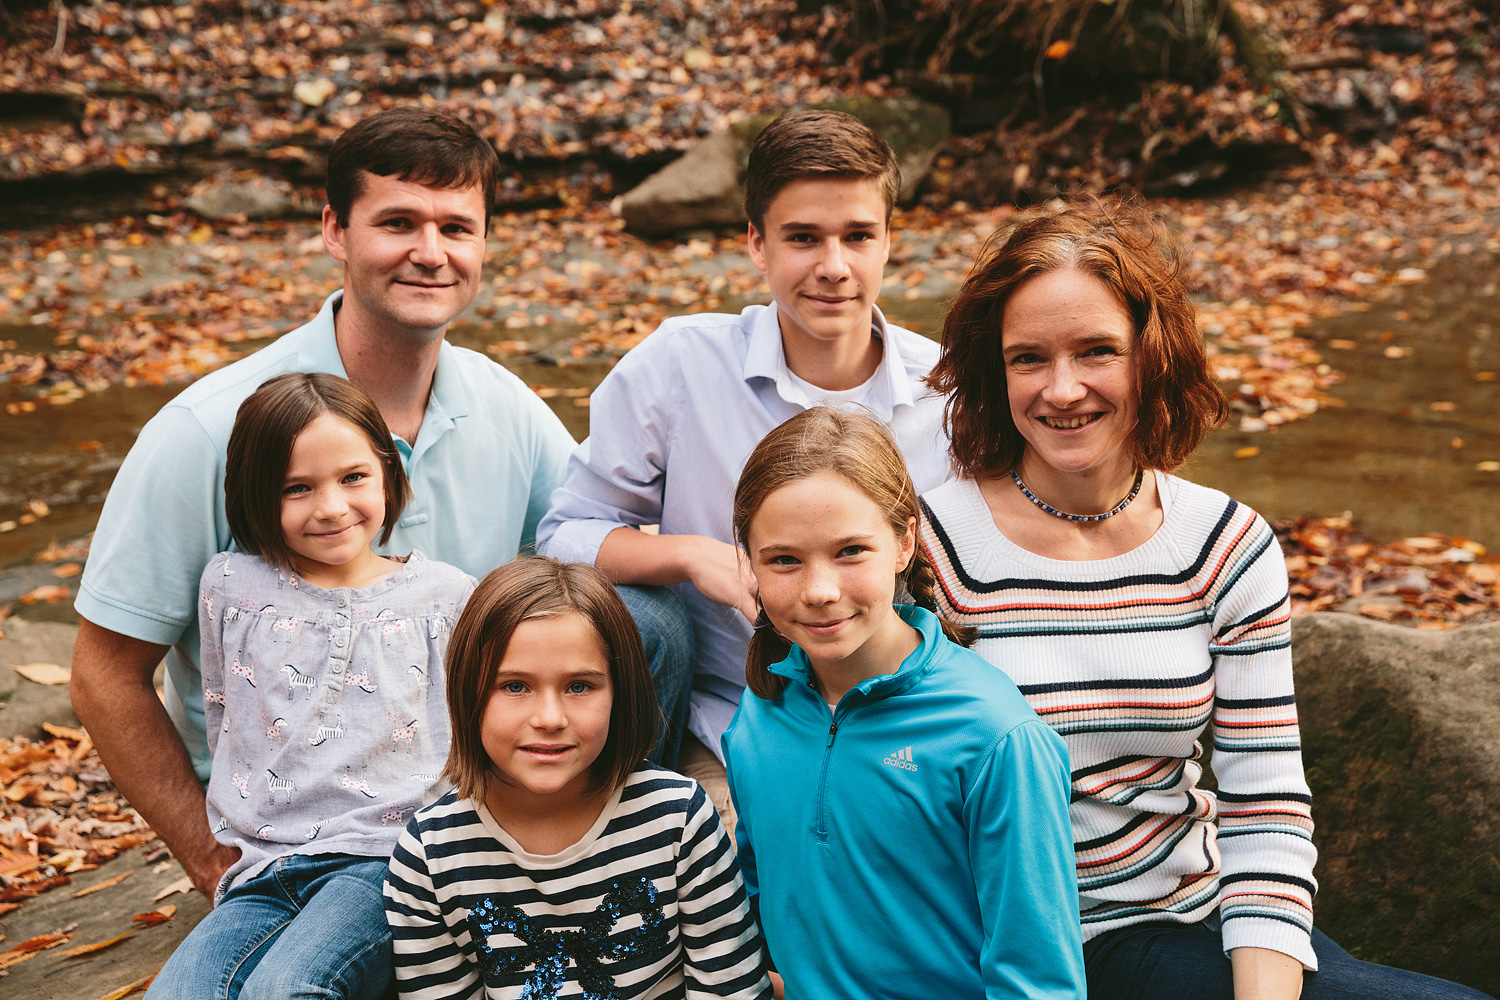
[0,621,81,740]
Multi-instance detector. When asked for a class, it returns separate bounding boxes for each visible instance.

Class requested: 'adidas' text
[883,746,917,772]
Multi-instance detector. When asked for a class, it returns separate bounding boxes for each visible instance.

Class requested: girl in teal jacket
[723,407,1085,1000]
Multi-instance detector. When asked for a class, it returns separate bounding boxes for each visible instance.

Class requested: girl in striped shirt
[384,558,771,1000]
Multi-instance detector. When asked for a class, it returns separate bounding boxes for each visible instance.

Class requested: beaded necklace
[1009,467,1144,523]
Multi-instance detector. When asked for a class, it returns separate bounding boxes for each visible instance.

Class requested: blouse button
[335,635,346,648]
[337,595,348,608]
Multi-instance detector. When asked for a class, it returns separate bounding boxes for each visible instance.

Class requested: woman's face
[1001,267,1140,479]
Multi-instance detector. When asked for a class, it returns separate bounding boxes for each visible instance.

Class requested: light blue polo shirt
[76,292,575,780]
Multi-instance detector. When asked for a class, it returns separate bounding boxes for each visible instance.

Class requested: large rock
[185,170,301,221]
[615,129,746,237]
[616,96,951,236]
[1289,613,1499,994]
[0,619,81,739]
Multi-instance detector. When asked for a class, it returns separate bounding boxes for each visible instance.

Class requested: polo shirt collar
[297,291,351,379]
[298,290,472,465]
[742,302,917,414]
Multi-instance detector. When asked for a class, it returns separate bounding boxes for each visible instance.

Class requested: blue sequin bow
[467,877,670,999]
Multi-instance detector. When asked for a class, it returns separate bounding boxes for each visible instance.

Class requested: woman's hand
[768,971,786,1000]
[1230,946,1304,1000]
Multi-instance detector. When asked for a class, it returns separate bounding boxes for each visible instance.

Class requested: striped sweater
[384,765,772,1000]
[919,474,1318,970]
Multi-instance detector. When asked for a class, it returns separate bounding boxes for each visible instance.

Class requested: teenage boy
[71,108,576,899]
[538,109,950,794]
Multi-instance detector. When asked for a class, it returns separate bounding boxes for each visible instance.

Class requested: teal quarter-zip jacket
[722,606,1085,1000]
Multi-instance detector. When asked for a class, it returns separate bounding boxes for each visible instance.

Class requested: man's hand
[596,527,758,623]
[1230,946,1304,1000]
[69,619,238,899]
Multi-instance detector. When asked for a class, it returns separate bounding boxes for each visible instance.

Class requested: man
[538,109,951,805]
[71,107,575,898]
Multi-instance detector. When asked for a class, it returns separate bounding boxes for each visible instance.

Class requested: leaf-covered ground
[0,726,155,929]
[2,0,1499,627]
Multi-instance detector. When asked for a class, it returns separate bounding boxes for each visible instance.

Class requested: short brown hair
[441,558,658,801]
[732,407,973,701]
[927,195,1229,478]
[225,372,410,573]
[326,107,501,231]
[743,109,901,234]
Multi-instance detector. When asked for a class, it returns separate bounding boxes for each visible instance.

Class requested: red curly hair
[926,195,1229,479]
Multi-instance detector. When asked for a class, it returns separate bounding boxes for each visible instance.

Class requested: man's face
[322,171,487,342]
[747,176,891,354]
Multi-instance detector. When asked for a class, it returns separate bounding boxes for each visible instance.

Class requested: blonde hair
[732,407,975,701]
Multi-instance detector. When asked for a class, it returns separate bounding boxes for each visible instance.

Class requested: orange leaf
[0,932,73,969]
[17,585,70,605]
[1044,39,1073,59]
[131,904,177,926]
[59,928,138,957]
[42,721,87,742]
[72,869,132,897]
[96,967,161,1000]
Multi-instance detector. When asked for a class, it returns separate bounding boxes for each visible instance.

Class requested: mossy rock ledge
[1288,613,1500,994]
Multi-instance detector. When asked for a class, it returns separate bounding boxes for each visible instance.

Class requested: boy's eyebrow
[777,219,882,234]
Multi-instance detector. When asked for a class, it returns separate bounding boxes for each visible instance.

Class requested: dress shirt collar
[741,302,918,415]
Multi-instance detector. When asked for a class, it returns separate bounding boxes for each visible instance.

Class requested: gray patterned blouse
[198,549,475,897]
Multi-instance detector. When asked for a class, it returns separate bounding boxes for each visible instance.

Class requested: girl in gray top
[147,372,473,1000]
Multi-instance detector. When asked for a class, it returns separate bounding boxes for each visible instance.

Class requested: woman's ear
[895,514,918,573]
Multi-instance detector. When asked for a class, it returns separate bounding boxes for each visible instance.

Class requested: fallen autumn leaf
[9,662,71,685]
[72,870,132,898]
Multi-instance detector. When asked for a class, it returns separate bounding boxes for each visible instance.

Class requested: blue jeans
[146,854,393,1000]
[1084,915,1495,1000]
[616,584,695,769]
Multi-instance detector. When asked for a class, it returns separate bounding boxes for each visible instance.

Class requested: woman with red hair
[919,196,1490,1000]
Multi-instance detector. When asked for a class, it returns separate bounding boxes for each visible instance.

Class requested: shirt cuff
[535,518,623,566]
[1220,914,1319,972]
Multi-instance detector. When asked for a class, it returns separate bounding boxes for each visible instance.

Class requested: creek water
[2,248,1497,587]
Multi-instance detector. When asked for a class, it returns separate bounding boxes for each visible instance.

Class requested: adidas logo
[883,746,917,772]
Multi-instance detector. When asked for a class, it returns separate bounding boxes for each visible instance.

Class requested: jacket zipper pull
[826,720,838,747]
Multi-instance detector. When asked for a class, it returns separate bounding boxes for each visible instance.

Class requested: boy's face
[748,176,891,356]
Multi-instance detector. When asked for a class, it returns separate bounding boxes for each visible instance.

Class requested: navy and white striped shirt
[384,766,771,1000]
